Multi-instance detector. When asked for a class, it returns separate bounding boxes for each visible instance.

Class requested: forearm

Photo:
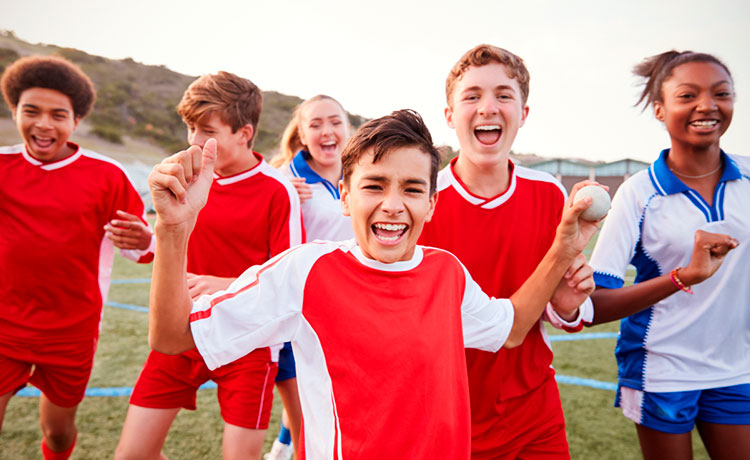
[148,222,196,354]
[507,243,573,347]
[589,274,680,325]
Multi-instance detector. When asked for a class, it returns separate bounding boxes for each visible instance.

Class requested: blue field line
[549,332,618,342]
[556,374,617,391]
[111,278,152,285]
[17,381,219,398]
[105,301,148,313]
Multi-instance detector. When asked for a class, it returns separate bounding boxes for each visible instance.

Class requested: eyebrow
[461,84,516,93]
[21,103,70,114]
[308,115,343,122]
[675,80,732,89]
[362,175,428,186]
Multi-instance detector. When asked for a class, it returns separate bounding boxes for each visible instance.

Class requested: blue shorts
[616,384,750,434]
[275,342,296,382]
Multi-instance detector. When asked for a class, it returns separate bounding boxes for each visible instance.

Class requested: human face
[340,146,436,264]
[445,63,528,169]
[655,61,734,151]
[186,112,255,176]
[14,87,80,162]
[299,98,350,170]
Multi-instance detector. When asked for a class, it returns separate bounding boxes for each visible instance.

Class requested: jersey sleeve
[590,179,644,289]
[112,169,154,263]
[544,297,594,332]
[268,179,305,256]
[189,245,312,370]
[459,263,515,352]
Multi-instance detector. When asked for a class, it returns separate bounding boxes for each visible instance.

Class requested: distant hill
[0,30,366,158]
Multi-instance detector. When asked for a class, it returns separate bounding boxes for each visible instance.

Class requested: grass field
[0,244,712,459]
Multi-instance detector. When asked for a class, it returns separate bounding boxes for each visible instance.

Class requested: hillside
[0,30,366,160]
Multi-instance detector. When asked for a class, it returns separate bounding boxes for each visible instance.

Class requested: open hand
[105,210,152,250]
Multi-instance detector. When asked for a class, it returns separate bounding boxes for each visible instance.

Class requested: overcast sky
[4,0,749,162]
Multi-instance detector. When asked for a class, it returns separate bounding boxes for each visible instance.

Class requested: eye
[333,120,343,126]
[716,91,732,98]
[53,114,67,120]
[363,184,382,191]
[405,186,426,194]
[309,123,321,129]
[677,93,695,100]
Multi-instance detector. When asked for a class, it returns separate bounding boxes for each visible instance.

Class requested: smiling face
[299,98,350,170]
[340,146,436,264]
[14,87,80,162]
[186,111,255,176]
[445,63,528,169]
[655,61,734,151]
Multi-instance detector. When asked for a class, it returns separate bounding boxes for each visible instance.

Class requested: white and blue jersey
[287,150,353,242]
[591,150,750,393]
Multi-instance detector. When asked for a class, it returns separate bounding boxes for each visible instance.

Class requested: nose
[189,130,206,148]
[477,95,499,117]
[35,113,53,129]
[381,187,405,215]
[696,92,718,112]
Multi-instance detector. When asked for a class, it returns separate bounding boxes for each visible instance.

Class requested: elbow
[148,332,188,355]
[502,334,522,349]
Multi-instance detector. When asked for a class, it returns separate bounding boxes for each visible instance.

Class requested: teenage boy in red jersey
[419,44,597,459]
[115,71,303,460]
[145,109,598,459]
[0,55,153,460]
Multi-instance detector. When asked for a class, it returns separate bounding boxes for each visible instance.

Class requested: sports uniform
[286,150,353,242]
[191,239,515,460]
[590,149,750,433]
[0,142,153,406]
[419,158,593,459]
[130,153,303,429]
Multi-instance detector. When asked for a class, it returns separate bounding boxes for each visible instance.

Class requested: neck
[308,157,342,184]
[454,153,511,198]
[667,141,722,178]
[215,150,260,177]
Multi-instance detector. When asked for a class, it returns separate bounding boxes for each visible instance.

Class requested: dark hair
[1,55,96,118]
[342,109,440,195]
[177,71,263,148]
[634,50,733,110]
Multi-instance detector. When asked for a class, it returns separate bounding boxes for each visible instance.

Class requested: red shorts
[471,375,570,460]
[0,337,97,407]
[130,347,277,429]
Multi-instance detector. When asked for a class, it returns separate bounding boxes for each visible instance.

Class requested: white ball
[574,185,611,221]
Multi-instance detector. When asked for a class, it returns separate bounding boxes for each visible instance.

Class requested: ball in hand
[575,185,611,221]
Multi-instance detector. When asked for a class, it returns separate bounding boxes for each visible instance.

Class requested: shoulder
[0,144,24,155]
[514,165,567,198]
[436,166,454,194]
[727,153,750,178]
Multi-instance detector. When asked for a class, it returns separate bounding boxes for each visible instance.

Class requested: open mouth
[321,140,338,155]
[689,119,719,131]
[474,125,501,145]
[32,135,55,150]
[372,222,408,243]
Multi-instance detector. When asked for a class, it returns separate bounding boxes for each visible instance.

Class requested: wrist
[669,267,694,295]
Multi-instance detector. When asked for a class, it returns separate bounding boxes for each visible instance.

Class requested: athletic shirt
[284,150,353,242]
[591,150,750,392]
[190,240,514,460]
[0,143,153,342]
[188,153,304,276]
[419,159,591,448]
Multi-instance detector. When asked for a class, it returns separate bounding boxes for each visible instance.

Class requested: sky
[3,0,749,162]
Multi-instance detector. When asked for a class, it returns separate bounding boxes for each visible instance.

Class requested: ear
[73,115,81,130]
[424,191,438,223]
[654,102,665,122]
[444,106,454,129]
[339,179,351,217]
[239,124,254,145]
[519,105,529,128]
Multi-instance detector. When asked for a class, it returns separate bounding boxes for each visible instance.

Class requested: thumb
[200,138,217,180]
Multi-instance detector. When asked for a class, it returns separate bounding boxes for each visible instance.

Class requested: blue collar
[290,150,341,199]
[649,149,741,196]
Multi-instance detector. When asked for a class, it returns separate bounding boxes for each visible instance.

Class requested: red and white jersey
[190,240,514,460]
[0,143,153,343]
[188,153,304,276]
[419,159,591,449]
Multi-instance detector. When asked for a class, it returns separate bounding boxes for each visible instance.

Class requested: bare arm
[148,139,217,354]
[505,182,600,347]
[589,229,738,325]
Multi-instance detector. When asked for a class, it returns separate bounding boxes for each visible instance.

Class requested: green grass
[1,241,711,459]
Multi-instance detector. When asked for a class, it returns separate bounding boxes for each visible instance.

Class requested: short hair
[1,55,96,118]
[446,44,530,107]
[341,109,440,196]
[271,94,347,168]
[633,50,733,110]
[177,71,263,148]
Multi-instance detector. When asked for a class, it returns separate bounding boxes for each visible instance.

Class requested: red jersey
[0,143,153,343]
[419,159,568,448]
[190,240,514,460]
[187,153,304,276]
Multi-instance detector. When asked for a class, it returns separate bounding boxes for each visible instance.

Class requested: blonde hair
[271,94,346,168]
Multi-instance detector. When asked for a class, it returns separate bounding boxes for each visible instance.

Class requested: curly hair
[1,55,96,118]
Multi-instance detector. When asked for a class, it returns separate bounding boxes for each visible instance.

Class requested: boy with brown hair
[115,71,303,460]
[419,44,598,459]
[144,108,598,459]
[0,55,154,460]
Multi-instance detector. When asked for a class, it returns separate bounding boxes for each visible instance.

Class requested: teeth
[322,141,336,146]
[475,125,500,131]
[691,120,718,127]
[374,223,406,231]
[378,235,400,241]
